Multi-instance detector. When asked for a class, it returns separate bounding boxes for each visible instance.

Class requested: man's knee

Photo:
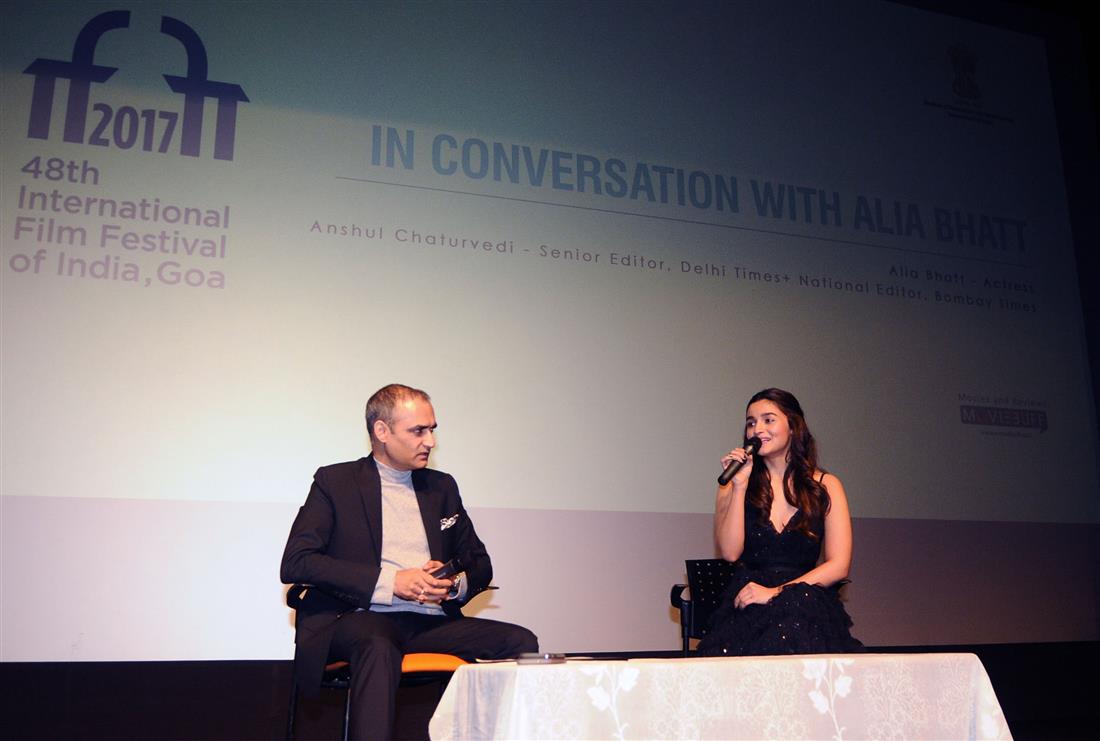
[333,613,403,663]
[348,631,402,663]
[503,624,539,656]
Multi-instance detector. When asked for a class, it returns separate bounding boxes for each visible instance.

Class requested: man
[281,384,538,740]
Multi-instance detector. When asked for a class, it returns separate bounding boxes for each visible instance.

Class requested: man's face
[373,397,437,471]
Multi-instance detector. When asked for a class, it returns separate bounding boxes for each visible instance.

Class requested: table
[429,653,1011,740]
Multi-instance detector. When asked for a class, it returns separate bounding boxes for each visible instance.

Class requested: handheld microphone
[717,437,761,486]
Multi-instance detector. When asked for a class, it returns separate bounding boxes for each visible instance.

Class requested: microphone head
[745,436,762,454]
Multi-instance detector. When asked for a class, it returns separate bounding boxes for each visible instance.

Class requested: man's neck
[372,447,403,472]
[373,453,408,474]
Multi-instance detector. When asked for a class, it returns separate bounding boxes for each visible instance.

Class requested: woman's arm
[789,472,852,587]
[714,448,753,560]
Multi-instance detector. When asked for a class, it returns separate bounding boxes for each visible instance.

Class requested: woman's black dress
[696,500,863,656]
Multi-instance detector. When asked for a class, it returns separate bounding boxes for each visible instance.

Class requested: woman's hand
[734,581,780,609]
[719,446,754,489]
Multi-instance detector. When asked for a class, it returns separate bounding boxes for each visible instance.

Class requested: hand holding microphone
[717,436,762,486]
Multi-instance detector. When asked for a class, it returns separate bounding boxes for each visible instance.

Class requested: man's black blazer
[280,455,492,689]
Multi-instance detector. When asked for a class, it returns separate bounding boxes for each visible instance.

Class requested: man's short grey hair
[365,383,431,440]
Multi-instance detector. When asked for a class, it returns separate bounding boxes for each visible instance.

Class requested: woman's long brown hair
[744,388,830,539]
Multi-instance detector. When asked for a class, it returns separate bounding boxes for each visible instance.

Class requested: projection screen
[2,0,1098,662]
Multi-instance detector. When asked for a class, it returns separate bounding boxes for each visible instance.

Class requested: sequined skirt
[695,563,864,656]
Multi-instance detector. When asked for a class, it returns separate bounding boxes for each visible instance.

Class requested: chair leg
[434,671,452,701]
[341,682,351,741]
[288,677,351,741]
[286,680,298,741]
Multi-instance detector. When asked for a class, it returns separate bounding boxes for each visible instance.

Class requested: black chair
[284,584,466,741]
[286,654,466,741]
[669,558,739,655]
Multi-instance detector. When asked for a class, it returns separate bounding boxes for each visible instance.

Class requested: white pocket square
[440,514,460,531]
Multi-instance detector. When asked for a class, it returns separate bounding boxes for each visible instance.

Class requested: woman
[697,388,863,656]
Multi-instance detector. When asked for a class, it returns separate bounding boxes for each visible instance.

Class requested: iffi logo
[23,10,248,161]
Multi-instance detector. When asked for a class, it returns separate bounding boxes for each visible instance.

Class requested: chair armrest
[285,583,357,612]
[286,584,312,608]
[670,583,690,608]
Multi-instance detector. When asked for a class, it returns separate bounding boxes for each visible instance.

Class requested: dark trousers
[328,610,538,741]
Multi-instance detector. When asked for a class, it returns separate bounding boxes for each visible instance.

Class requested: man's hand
[394,561,454,604]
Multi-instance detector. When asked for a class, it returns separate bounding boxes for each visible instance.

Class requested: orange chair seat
[322,652,467,676]
[401,652,468,673]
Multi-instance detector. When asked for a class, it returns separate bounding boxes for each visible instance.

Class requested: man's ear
[373,419,390,443]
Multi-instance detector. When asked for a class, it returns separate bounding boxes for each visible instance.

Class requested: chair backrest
[684,558,738,640]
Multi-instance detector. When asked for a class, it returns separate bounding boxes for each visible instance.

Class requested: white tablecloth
[429,653,1011,740]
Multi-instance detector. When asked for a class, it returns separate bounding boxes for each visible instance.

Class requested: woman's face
[745,399,792,459]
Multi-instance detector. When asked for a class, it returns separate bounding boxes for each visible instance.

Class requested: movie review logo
[23,10,248,161]
[959,405,1047,432]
